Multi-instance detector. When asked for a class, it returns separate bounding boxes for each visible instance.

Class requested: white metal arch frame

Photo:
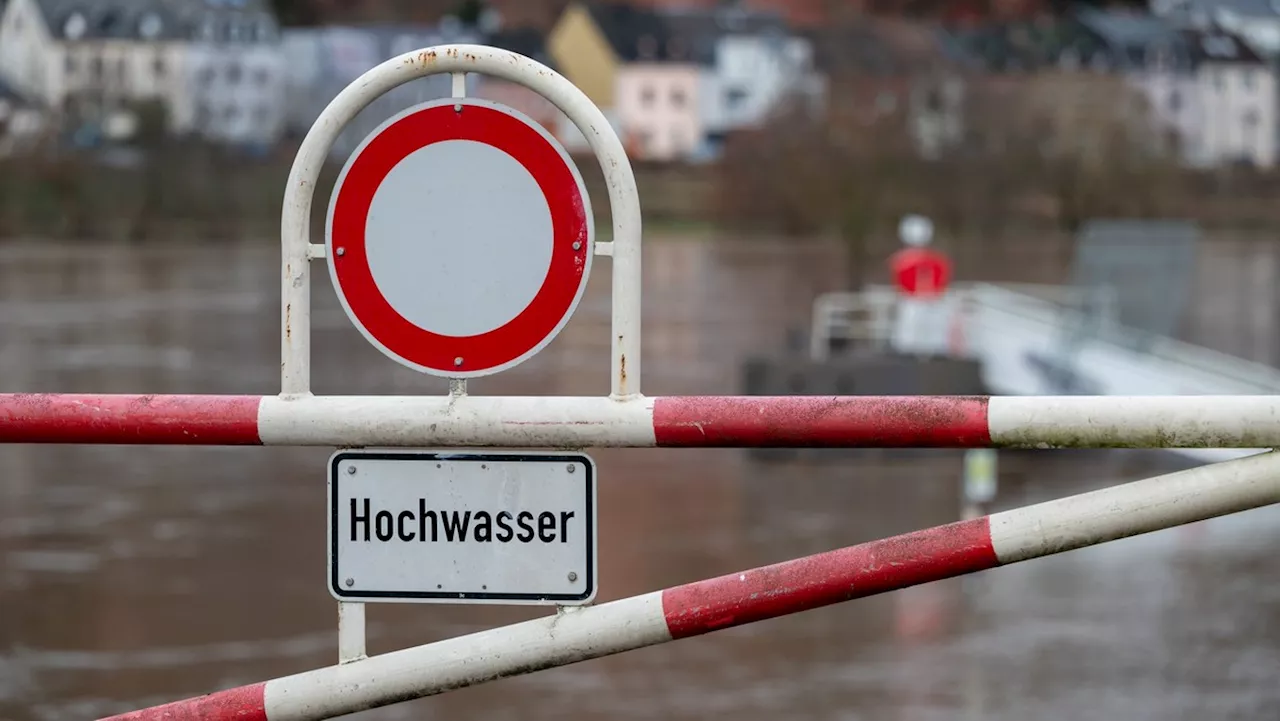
[279,44,643,401]
[278,44,643,665]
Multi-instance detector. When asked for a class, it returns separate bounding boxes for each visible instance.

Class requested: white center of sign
[364,139,554,338]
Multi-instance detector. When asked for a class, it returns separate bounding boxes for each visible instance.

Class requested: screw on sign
[326,97,594,378]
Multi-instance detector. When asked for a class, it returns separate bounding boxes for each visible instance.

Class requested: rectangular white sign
[328,449,597,605]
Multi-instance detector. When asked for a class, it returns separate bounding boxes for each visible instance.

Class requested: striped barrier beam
[101,448,1280,721]
[2,393,1279,449]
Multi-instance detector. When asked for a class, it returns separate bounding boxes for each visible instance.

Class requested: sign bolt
[346,466,356,475]
[454,357,464,367]
[572,241,582,251]
[566,464,576,473]
[336,247,345,257]
[567,572,578,582]
[345,578,354,587]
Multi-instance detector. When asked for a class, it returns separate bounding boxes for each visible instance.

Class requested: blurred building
[546,1,824,162]
[1071,7,1275,167]
[280,20,480,160]
[661,5,825,158]
[810,19,966,159]
[945,5,1277,168]
[0,76,45,155]
[480,0,1061,30]
[1179,28,1276,166]
[473,27,564,133]
[0,0,286,147]
[1151,0,1280,59]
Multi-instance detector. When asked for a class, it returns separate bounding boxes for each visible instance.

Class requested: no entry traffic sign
[325,97,594,377]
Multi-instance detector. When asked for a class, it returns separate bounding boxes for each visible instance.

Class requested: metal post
[961,448,998,520]
[337,602,365,664]
[102,449,1280,721]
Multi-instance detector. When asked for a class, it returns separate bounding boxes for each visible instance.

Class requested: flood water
[2,238,1279,721]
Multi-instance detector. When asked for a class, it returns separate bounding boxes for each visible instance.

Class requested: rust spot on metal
[619,353,627,387]
[285,303,292,340]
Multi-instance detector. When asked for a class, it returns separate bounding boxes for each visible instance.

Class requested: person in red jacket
[889,215,953,355]
[889,214,952,298]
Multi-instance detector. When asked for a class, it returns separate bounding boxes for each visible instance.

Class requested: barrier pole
[102,449,1280,721]
[4,394,1280,450]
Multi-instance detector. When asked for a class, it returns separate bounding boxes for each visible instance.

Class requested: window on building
[666,37,685,60]
[198,66,215,84]
[637,35,657,60]
[138,12,162,40]
[98,10,120,34]
[254,106,269,124]
[725,86,747,108]
[254,68,269,86]
[671,129,689,153]
[65,55,77,76]
[1169,90,1182,112]
[1245,69,1257,90]
[64,13,87,40]
[1244,108,1260,129]
[923,87,942,112]
[670,87,686,108]
[226,62,242,84]
[224,105,239,121]
[635,129,653,154]
[91,55,103,80]
[640,86,655,107]
[1215,70,1226,91]
[255,19,275,42]
[153,55,165,78]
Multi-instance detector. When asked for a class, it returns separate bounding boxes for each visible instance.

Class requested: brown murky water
[2,238,1279,721]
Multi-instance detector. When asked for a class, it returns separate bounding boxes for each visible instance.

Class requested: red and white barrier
[100,448,1280,721]
[3,393,1279,450]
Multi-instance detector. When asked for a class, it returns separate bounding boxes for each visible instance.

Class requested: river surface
[1,238,1279,721]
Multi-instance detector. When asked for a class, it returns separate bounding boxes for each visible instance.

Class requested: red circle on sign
[326,99,592,377]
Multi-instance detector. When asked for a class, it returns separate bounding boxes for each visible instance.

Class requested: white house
[0,0,286,147]
[1152,0,1280,59]
[1071,7,1276,168]
[659,5,824,158]
[1182,28,1277,166]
